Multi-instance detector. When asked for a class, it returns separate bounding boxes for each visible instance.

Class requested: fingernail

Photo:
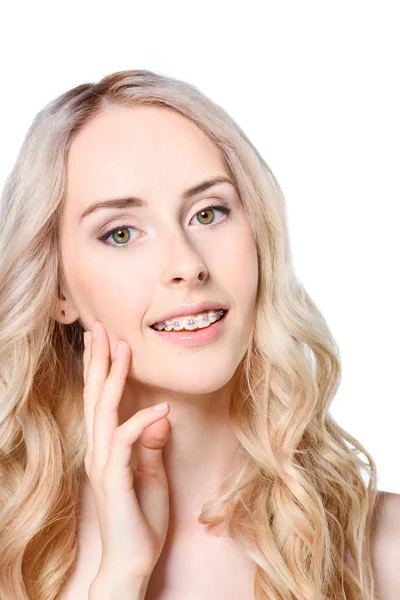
[114,341,122,360]
[152,402,168,412]
[92,323,98,341]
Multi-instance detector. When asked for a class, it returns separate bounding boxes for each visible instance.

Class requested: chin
[140,366,236,396]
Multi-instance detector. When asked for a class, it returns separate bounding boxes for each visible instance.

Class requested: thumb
[136,416,171,477]
[134,417,171,544]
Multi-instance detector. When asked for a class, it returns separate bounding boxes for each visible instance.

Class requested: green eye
[109,227,132,245]
[99,225,136,249]
[98,204,232,250]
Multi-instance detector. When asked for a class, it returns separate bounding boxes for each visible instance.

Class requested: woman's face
[59,105,258,394]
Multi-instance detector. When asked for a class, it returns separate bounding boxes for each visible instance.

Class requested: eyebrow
[79,176,235,223]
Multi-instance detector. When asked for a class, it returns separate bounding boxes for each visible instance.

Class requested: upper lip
[150,301,229,326]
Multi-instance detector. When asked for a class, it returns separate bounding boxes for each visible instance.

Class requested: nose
[158,231,209,288]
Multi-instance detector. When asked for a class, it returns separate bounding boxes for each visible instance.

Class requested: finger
[83,330,92,385]
[102,403,170,491]
[136,417,171,477]
[83,321,111,468]
[91,338,131,476]
[83,330,94,472]
[135,417,171,542]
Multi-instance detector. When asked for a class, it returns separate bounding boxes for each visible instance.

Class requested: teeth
[152,309,225,332]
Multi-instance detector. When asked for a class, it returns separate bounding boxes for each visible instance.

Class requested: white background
[0,1,398,493]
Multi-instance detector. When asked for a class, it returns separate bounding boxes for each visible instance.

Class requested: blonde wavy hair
[0,69,378,600]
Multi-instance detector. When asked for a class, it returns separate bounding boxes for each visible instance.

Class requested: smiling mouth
[150,309,228,332]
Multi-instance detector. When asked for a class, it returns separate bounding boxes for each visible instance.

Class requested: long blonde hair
[0,69,378,599]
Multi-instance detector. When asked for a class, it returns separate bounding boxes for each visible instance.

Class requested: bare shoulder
[370,490,400,600]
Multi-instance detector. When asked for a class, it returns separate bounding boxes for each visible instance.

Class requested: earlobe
[54,282,80,325]
[53,306,67,324]
[53,302,80,325]
[54,281,68,323]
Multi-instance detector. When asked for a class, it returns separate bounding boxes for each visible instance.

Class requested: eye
[98,225,138,249]
[191,204,231,226]
[98,203,232,250]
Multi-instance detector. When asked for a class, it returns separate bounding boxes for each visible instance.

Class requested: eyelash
[97,204,232,250]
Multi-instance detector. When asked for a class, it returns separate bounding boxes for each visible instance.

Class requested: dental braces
[153,309,225,331]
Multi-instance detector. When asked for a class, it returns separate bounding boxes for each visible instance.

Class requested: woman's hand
[82,320,171,585]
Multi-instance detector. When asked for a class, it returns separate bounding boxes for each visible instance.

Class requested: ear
[53,281,81,326]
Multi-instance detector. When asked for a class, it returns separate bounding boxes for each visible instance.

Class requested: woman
[0,69,398,600]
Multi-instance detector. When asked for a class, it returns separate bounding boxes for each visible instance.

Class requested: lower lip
[149,311,228,347]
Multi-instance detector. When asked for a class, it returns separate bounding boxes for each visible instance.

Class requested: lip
[149,309,228,347]
[149,300,229,327]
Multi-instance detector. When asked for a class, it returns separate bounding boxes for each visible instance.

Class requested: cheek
[83,264,154,317]
[63,221,258,324]
[65,247,154,324]
[220,229,258,307]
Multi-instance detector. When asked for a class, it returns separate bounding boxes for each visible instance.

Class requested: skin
[56,104,259,538]
[53,105,400,599]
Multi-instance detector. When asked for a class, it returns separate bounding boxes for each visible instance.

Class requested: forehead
[66,105,230,207]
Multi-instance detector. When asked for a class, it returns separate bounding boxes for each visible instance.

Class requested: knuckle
[99,471,109,491]
[84,464,98,486]
[100,464,118,494]
[89,465,102,488]
[111,425,127,446]
[84,454,101,482]
[93,399,103,414]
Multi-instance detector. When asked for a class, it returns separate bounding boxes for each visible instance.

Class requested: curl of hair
[0,69,378,599]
